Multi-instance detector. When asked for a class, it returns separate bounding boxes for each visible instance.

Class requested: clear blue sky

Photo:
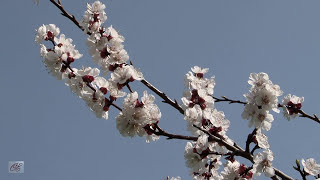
[1,0,320,179]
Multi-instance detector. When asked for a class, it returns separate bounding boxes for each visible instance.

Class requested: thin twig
[245,128,257,153]
[126,84,133,93]
[271,175,280,180]
[111,103,122,111]
[141,79,184,115]
[49,0,90,35]
[214,95,320,124]
[212,95,247,105]
[250,145,259,155]
[278,104,320,124]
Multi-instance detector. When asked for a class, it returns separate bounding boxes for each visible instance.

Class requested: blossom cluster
[36,1,159,143]
[35,23,121,119]
[181,69,281,179]
[181,67,237,179]
[242,72,283,131]
[83,1,143,98]
[116,91,161,142]
[80,1,107,34]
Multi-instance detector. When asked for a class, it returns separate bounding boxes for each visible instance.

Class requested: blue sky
[1,0,320,179]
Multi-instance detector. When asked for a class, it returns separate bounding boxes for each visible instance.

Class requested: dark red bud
[67,56,74,63]
[191,89,198,95]
[107,35,113,41]
[117,83,123,90]
[108,64,117,71]
[68,72,75,79]
[100,48,110,59]
[46,31,53,40]
[239,164,247,175]
[202,119,208,126]
[100,87,108,94]
[195,73,203,78]
[129,76,135,82]
[135,99,144,108]
[296,103,302,109]
[103,105,109,111]
[109,96,117,101]
[200,103,206,110]
[82,75,94,83]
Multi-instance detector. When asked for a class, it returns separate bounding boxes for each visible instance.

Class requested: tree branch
[278,104,320,124]
[212,95,247,105]
[46,2,295,179]
[141,79,184,115]
[49,0,90,35]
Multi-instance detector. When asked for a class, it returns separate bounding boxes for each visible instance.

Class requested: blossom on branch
[184,135,222,179]
[242,72,282,131]
[35,24,60,44]
[220,160,253,180]
[253,149,275,177]
[116,91,161,142]
[80,1,107,33]
[281,94,304,120]
[37,25,82,80]
[301,158,320,176]
[87,25,129,74]
[253,129,270,149]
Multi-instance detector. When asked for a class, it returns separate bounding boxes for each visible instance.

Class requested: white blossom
[35,24,60,44]
[253,149,275,177]
[250,109,274,131]
[184,142,207,173]
[253,84,280,112]
[242,72,282,131]
[220,160,253,180]
[184,66,215,95]
[65,67,100,98]
[86,25,129,74]
[254,129,270,149]
[80,1,107,33]
[203,108,230,135]
[116,91,161,142]
[169,176,181,180]
[301,158,320,176]
[37,30,82,80]
[82,90,108,120]
[248,72,271,88]
[110,65,143,86]
[281,94,304,120]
